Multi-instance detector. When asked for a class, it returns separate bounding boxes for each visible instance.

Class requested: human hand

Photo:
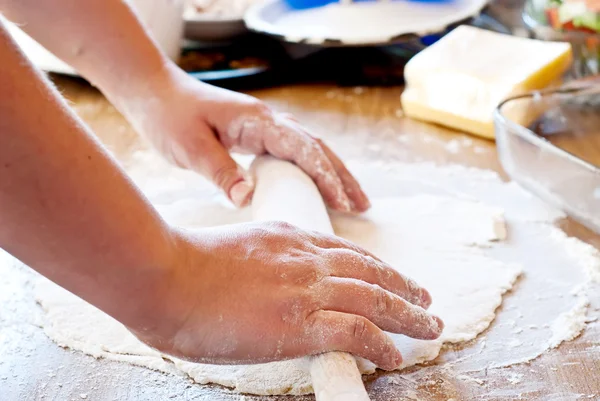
[120,65,370,213]
[130,222,443,369]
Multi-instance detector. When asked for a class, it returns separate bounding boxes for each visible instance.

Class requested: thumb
[193,136,254,207]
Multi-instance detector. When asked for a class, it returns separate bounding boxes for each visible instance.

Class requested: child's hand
[121,65,370,212]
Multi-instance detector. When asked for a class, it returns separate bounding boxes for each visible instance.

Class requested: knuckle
[302,230,325,248]
[406,279,423,303]
[383,264,397,280]
[363,254,381,272]
[259,221,297,239]
[303,310,322,334]
[351,317,370,340]
[275,251,325,287]
[302,266,324,286]
[365,256,396,284]
[248,100,271,117]
[375,288,394,314]
[406,278,419,292]
[323,250,344,275]
[335,248,359,264]
[271,220,296,232]
[212,165,238,189]
[376,262,396,285]
[345,251,369,274]
[248,222,273,238]
[292,263,325,287]
[280,296,310,326]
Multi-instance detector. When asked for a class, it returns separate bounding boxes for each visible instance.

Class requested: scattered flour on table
[506,372,524,384]
[13,152,600,395]
[457,374,485,385]
[445,139,462,154]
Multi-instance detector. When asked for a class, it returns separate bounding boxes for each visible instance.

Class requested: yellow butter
[401,26,572,139]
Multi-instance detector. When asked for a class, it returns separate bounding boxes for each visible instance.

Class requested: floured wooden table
[1,77,599,401]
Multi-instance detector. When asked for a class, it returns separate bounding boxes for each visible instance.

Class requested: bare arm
[0,21,174,329]
[0,0,168,108]
[0,4,441,367]
[0,0,371,212]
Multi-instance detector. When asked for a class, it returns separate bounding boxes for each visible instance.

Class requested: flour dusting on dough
[28,155,600,395]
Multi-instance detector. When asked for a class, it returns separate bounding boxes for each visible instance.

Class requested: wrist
[109,62,217,149]
[92,224,182,335]
[125,228,206,347]
[100,55,175,115]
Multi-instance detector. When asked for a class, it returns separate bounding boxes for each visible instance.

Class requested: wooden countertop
[1,76,599,401]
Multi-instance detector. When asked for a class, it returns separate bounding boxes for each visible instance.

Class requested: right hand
[119,65,371,212]
[130,222,444,370]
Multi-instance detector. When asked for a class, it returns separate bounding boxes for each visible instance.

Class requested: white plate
[245,0,489,45]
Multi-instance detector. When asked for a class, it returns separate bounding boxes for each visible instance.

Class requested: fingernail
[420,288,433,309]
[383,338,403,370]
[363,197,372,210]
[229,180,254,207]
[393,350,403,368]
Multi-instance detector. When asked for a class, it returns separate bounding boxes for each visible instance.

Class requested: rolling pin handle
[251,157,371,401]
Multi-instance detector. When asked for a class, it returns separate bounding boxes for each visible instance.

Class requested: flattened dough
[35,170,521,395]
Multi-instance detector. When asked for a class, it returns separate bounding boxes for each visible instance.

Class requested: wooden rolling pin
[252,156,371,401]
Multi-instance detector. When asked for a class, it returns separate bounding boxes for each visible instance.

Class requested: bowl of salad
[524,0,600,77]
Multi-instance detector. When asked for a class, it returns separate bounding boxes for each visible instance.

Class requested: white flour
[23,152,600,395]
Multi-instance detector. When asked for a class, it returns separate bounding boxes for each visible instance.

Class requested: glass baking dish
[494,78,600,233]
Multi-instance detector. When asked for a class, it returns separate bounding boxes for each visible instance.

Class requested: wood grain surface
[1,76,599,401]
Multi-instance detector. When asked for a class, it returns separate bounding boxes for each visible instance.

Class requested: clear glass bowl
[524,0,600,78]
[494,78,600,233]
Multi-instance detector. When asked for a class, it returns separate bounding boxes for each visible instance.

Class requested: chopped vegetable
[544,0,600,34]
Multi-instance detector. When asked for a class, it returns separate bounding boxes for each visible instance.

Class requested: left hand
[120,64,370,213]
[128,223,442,368]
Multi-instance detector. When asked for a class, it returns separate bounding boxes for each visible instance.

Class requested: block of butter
[401,26,572,139]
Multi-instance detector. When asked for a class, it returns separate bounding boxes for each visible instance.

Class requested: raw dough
[34,153,523,395]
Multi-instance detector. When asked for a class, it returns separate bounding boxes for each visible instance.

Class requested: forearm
[0,22,175,329]
[0,0,172,109]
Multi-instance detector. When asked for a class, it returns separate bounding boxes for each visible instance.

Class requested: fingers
[317,277,443,340]
[189,134,254,207]
[303,232,431,308]
[303,310,402,370]
[279,116,366,213]
[228,109,368,213]
[261,115,352,213]
[314,138,371,212]
[305,230,384,262]
[286,133,353,213]
[327,248,431,309]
